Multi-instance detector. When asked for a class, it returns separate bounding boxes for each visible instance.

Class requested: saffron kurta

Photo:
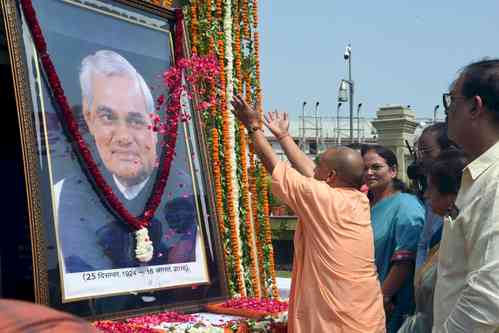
[272,161,385,333]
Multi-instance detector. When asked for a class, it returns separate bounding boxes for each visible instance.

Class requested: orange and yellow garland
[189,1,198,54]
[183,0,279,299]
[234,0,261,298]
[253,14,279,297]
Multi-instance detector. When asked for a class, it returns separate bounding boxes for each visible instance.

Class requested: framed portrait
[1,0,227,319]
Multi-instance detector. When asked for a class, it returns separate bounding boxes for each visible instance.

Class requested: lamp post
[433,104,440,122]
[344,45,354,142]
[336,102,342,145]
[301,101,307,149]
[357,103,362,143]
[315,101,320,149]
[338,45,354,143]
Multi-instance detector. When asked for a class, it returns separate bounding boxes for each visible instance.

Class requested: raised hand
[230,95,260,129]
[264,111,289,139]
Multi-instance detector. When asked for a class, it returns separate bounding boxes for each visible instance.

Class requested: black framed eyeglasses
[442,93,468,115]
[443,93,452,113]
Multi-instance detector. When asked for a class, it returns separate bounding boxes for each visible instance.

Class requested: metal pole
[336,102,342,145]
[433,105,440,122]
[301,101,306,149]
[357,103,362,143]
[315,102,319,150]
[348,46,354,143]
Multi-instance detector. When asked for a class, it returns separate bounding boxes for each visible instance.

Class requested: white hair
[79,50,154,114]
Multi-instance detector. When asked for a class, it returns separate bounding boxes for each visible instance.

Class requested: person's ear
[389,166,397,179]
[470,95,485,120]
[327,169,337,183]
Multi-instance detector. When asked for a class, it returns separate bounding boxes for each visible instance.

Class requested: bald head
[317,147,365,189]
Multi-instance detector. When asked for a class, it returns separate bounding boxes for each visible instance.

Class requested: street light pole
[301,101,307,149]
[315,101,320,149]
[433,105,440,122]
[357,103,362,143]
[336,102,342,145]
[344,45,354,143]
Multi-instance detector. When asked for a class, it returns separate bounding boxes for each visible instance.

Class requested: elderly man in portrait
[55,50,197,273]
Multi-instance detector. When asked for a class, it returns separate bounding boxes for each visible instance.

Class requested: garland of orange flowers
[233,2,260,297]
[183,0,279,299]
[205,0,212,29]
[242,0,249,39]
[218,35,246,297]
[205,3,223,243]
[216,0,223,20]
[245,79,266,293]
[190,1,198,54]
[252,0,258,29]
[252,0,279,298]
[240,0,266,294]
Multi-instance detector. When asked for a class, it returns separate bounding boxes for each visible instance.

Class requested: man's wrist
[276,132,290,141]
[247,124,262,135]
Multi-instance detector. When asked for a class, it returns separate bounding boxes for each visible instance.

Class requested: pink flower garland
[222,297,288,314]
[19,0,188,231]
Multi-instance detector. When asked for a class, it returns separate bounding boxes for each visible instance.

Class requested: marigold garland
[252,0,279,298]
[242,0,250,39]
[206,0,212,28]
[218,34,246,297]
[231,0,259,298]
[252,0,258,29]
[190,1,198,54]
[183,0,278,299]
[245,79,265,292]
[216,0,223,20]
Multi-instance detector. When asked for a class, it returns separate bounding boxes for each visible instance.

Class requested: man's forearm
[251,129,280,174]
[277,136,316,177]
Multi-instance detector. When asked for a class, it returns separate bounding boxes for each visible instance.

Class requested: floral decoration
[19,0,180,233]
[183,0,278,298]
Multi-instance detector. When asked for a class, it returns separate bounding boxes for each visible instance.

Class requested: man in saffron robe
[231,98,385,332]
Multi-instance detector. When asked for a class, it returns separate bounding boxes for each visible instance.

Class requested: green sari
[397,245,439,333]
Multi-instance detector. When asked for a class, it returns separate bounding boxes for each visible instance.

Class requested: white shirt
[433,141,499,333]
[112,175,149,200]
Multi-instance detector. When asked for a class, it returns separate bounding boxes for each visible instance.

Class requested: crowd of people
[232,58,499,333]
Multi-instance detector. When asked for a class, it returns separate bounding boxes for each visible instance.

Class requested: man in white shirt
[433,59,499,332]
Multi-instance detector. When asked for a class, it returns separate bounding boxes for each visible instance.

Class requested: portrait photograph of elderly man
[53,50,199,275]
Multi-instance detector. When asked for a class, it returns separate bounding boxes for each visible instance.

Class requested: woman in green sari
[398,149,466,333]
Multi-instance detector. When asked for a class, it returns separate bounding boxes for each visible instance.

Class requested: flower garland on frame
[19,0,180,262]
[20,0,217,264]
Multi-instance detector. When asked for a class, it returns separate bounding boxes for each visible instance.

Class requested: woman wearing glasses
[361,145,425,332]
[413,122,458,270]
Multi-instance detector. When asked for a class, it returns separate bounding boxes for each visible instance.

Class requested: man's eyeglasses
[442,93,468,115]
